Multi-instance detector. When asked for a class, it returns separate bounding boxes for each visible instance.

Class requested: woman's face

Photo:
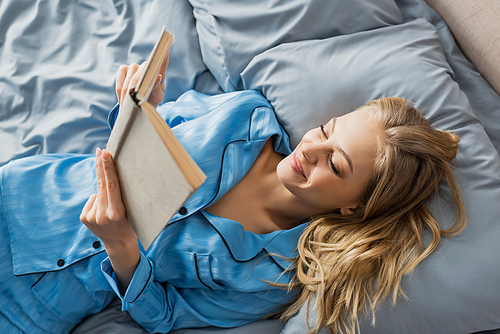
[277,107,383,215]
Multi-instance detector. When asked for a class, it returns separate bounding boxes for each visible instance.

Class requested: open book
[106,27,206,250]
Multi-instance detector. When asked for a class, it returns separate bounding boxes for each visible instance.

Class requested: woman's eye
[321,124,340,176]
[320,124,327,139]
[329,156,340,176]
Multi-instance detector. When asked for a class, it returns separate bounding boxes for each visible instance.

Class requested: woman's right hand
[80,148,140,293]
[115,54,169,109]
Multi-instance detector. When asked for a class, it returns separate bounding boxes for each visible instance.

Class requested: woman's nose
[301,141,327,164]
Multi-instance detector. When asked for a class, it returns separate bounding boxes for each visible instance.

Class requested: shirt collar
[200,210,307,270]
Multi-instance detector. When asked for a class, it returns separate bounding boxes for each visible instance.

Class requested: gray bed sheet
[0,0,209,167]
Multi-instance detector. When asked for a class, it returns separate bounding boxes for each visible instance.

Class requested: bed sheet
[0,0,209,167]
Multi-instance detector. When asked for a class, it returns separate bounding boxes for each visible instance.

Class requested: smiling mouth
[290,150,306,179]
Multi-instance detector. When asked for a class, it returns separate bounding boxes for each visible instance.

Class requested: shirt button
[57,259,65,267]
[178,207,187,215]
[93,241,101,249]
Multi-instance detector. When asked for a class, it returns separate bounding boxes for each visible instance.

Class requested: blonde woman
[0,62,465,334]
[280,98,466,334]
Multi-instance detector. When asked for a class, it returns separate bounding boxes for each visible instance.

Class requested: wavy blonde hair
[279,97,466,334]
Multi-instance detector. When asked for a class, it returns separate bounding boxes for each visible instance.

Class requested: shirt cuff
[101,251,153,305]
[107,103,120,131]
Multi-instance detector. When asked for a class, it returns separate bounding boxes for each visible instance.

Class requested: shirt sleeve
[101,252,293,333]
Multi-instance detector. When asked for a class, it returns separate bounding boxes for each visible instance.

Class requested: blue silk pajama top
[0,90,307,334]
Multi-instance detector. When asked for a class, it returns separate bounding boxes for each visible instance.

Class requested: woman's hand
[80,148,140,293]
[80,148,136,247]
[115,53,169,109]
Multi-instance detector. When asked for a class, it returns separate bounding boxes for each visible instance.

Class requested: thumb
[155,74,163,86]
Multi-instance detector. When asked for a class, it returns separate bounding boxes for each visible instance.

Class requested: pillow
[188,0,403,92]
[242,19,474,147]
[242,19,500,333]
[152,0,213,102]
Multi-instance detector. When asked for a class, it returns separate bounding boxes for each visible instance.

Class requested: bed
[1,0,499,333]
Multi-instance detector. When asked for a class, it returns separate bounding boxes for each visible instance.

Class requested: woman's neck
[254,143,316,230]
[205,139,316,234]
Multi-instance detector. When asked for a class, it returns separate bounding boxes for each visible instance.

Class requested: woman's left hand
[80,148,140,292]
[115,52,169,109]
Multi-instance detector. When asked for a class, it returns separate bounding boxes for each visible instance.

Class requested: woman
[0,61,465,334]
[280,98,467,334]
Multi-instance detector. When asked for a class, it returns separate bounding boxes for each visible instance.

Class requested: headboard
[424,0,500,95]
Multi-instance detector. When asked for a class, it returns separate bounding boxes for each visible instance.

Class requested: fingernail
[102,149,108,161]
[96,148,102,158]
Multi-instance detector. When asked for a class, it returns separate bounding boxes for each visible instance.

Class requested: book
[106,27,206,250]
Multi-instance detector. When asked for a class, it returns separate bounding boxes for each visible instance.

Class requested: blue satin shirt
[0,90,307,334]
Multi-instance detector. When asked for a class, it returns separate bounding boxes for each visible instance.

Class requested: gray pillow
[157,0,215,102]
[242,19,500,333]
[188,0,403,92]
[119,0,221,102]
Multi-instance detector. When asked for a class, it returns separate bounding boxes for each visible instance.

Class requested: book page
[140,101,206,188]
[134,26,174,102]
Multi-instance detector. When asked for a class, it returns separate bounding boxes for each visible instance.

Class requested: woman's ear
[340,204,363,216]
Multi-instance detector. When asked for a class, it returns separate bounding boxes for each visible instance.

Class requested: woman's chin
[276,157,295,185]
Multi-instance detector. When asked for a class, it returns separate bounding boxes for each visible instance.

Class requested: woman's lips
[290,150,306,179]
